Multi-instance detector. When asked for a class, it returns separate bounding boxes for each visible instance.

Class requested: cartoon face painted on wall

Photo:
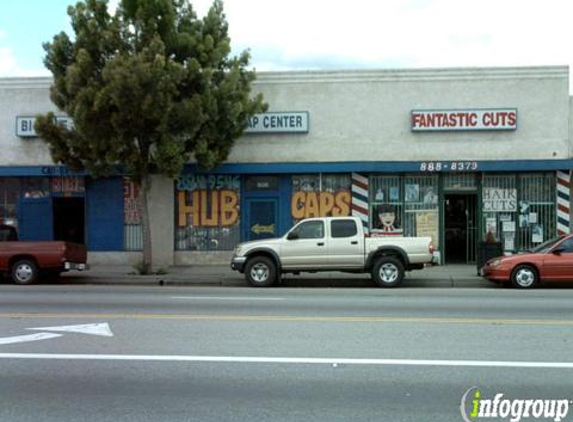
[372,204,403,236]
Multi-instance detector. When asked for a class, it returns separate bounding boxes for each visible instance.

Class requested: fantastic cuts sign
[483,188,517,212]
[246,112,309,134]
[411,109,517,131]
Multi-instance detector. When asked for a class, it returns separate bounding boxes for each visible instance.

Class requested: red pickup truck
[0,225,88,285]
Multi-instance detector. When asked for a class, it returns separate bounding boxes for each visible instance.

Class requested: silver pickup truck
[231,216,437,287]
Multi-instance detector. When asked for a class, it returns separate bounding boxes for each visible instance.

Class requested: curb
[60,276,488,288]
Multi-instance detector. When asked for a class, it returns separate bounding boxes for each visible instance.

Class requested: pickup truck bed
[0,225,88,284]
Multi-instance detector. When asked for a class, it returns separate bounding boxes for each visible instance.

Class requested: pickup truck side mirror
[552,246,566,255]
[287,231,299,241]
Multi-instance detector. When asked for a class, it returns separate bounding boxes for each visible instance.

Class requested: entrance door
[53,197,85,244]
[245,198,279,241]
[444,194,477,263]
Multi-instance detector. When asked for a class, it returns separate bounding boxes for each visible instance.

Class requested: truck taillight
[429,243,435,254]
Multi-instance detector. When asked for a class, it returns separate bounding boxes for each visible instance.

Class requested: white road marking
[0,333,62,345]
[27,322,114,337]
[171,296,284,301]
[1,354,573,369]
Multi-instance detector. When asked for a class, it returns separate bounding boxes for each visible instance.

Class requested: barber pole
[351,173,369,235]
[556,170,571,235]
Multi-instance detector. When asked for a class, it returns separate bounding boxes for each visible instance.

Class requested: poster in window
[532,225,543,243]
[422,186,438,206]
[371,204,403,237]
[405,184,419,203]
[389,187,399,202]
[415,211,439,248]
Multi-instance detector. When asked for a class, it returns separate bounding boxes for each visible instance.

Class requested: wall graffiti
[177,190,239,227]
[291,191,350,220]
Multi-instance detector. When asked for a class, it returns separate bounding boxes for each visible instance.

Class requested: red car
[481,235,573,288]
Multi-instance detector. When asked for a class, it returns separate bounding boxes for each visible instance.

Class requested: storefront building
[1,66,572,265]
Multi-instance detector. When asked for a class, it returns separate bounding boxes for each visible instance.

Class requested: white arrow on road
[27,323,114,337]
[0,323,113,346]
[0,332,63,345]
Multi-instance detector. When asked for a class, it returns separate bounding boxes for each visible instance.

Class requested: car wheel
[372,257,404,287]
[511,265,539,289]
[245,256,277,287]
[12,259,39,285]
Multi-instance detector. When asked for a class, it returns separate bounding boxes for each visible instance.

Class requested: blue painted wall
[86,178,124,251]
[18,197,54,240]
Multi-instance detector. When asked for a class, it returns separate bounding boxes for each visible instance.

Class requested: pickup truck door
[281,220,329,269]
[327,219,364,267]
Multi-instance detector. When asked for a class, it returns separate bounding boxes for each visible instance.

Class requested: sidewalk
[60,263,492,288]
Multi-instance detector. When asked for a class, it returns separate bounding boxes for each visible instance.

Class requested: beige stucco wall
[1,66,569,166]
[0,78,57,165]
[230,66,570,163]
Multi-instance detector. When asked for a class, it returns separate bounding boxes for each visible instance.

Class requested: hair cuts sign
[411,109,517,131]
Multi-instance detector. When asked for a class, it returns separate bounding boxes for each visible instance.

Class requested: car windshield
[531,236,564,253]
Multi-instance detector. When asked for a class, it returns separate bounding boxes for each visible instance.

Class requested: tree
[35,0,266,273]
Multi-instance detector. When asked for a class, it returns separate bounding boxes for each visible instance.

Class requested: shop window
[482,174,516,251]
[291,174,351,222]
[175,175,241,251]
[369,176,403,236]
[481,173,555,253]
[21,178,49,198]
[403,175,439,248]
[516,173,555,252]
[0,178,21,227]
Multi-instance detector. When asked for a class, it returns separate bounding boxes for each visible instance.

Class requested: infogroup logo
[460,387,571,422]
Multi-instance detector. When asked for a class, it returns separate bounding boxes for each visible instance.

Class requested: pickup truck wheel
[372,257,404,287]
[245,256,277,287]
[12,259,39,285]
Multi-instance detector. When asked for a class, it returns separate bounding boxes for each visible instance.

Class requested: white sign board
[16,116,73,138]
[246,112,309,134]
[483,188,517,212]
[411,109,517,131]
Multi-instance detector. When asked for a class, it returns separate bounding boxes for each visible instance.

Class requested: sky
[1,0,573,84]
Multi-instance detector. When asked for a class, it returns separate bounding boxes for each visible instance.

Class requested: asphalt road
[1,285,573,422]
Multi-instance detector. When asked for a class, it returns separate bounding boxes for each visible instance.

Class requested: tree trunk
[140,174,153,274]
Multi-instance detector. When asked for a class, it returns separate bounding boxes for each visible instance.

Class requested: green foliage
[36,0,266,178]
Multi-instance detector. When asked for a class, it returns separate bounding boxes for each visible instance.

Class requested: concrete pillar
[148,174,174,267]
